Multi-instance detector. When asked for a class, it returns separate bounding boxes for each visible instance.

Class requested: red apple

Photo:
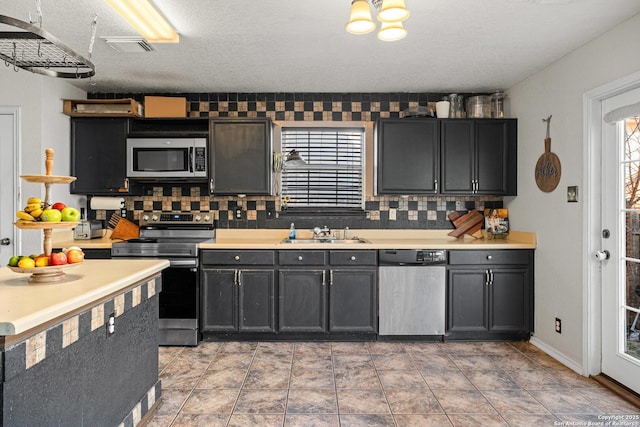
[66,249,84,264]
[52,202,66,211]
[49,252,67,266]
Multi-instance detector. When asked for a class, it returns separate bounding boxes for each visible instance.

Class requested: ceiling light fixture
[346,0,409,41]
[105,0,179,43]
[377,0,410,22]
[345,0,376,34]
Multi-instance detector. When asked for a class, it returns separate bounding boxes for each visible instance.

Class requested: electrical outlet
[235,207,242,219]
[389,208,397,221]
[555,317,562,334]
[107,313,115,337]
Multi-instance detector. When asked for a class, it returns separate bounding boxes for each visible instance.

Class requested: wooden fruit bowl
[8,262,81,283]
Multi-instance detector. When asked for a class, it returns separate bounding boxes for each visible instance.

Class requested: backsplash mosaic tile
[89,91,503,230]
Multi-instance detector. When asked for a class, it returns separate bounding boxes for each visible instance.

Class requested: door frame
[0,106,22,256]
[584,69,640,377]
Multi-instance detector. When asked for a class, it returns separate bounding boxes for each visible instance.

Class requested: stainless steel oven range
[111,212,215,346]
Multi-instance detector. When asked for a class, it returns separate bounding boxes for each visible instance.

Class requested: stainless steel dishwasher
[378,249,447,336]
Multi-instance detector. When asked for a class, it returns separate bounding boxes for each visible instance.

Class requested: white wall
[0,69,85,254]
[507,13,640,366]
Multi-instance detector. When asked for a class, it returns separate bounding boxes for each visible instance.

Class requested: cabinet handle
[234,269,238,285]
[434,179,438,193]
[322,270,326,286]
[209,178,215,194]
[487,255,492,260]
[330,270,334,286]
[350,256,356,261]
[123,177,129,191]
[238,270,242,286]
[489,269,494,285]
[298,255,303,261]
[485,270,490,285]
[234,255,240,261]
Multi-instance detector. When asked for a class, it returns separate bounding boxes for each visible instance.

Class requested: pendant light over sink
[345,0,410,41]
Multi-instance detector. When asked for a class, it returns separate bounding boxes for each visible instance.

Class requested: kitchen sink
[280,238,370,244]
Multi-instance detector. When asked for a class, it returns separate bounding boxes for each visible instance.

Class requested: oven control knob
[151,215,159,222]
[203,215,211,222]
[194,215,202,222]
[142,214,150,222]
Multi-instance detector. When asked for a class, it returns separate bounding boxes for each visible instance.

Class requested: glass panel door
[601,89,640,393]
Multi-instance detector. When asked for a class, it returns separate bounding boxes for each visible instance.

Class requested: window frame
[274,121,372,216]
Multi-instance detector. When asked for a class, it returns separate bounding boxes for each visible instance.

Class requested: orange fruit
[34,256,49,267]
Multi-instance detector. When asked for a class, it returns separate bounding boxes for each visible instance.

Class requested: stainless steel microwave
[126,138,207,179]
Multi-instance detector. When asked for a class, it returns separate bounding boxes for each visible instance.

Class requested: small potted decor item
[484,208,509,239]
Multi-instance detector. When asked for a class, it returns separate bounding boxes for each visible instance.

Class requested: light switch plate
[567,186,578,202]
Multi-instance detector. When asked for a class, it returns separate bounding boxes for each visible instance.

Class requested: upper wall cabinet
[375,119,439,194]
[210,118,273,196]
[440,119,517,196]
[70,118,139,195]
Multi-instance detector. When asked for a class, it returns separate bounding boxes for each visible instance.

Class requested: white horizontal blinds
[281,128,364,208]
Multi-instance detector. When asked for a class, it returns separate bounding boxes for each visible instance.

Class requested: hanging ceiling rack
[0,14,95,79]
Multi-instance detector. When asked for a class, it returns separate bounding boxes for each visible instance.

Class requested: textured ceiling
[1,0,639,94]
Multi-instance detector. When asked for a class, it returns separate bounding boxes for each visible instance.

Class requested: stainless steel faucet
[313,225,331,239]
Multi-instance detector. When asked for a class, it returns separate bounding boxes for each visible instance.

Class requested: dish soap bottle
[289,223,296,240]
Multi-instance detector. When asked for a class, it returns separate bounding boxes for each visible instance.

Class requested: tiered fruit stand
[9,148,80,283]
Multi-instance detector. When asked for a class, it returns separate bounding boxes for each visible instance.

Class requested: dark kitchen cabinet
[210,118,272,195]
[446,250,533,340]
[440,119,517,195]
[328,251,378,333]
[70,118,136,195]
[278,250,328,332]
[200,250,276,333]
[277,250,377,334]
[375,118,439,194]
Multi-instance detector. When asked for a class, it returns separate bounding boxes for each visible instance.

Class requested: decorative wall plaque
[535,115,561,192]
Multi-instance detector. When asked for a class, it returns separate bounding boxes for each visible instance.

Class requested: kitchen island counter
[0,259,168,427]
[0,258,169,337]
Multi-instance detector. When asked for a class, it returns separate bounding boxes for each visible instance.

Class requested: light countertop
[0,259,169,336]
[52,229,536,250]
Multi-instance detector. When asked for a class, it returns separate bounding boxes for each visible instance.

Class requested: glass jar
[448,94,458,118]
[490,92,506,118]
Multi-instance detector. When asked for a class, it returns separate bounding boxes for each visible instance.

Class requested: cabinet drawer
[329,250,377,266]
[202,250,275,266]
[448,250,531,265]
[278,250,326,266]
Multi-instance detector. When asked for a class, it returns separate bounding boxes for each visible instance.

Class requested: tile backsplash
[89,91,503,230]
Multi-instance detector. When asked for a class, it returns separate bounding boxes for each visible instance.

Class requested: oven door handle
[168,259,198,268]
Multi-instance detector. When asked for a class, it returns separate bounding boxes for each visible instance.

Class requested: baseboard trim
[529,336,583,374]
[592,374,640,409]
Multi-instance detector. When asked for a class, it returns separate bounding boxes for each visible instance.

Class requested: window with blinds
[281,127,364,210]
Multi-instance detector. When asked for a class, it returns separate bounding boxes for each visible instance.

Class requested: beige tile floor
[143,341,640,427]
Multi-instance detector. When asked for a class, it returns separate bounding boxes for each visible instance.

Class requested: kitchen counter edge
[0,259,169,336]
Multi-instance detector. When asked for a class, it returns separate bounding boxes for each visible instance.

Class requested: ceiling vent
[101,36,156,53]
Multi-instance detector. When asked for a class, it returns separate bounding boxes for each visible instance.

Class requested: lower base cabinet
[200,251,276,333]
[278,269,327,332]
[200,249,378,336]
[447,250,533,340]
[329,269,377,333]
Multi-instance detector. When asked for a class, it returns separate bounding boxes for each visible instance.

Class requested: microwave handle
[189,147,194,173]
